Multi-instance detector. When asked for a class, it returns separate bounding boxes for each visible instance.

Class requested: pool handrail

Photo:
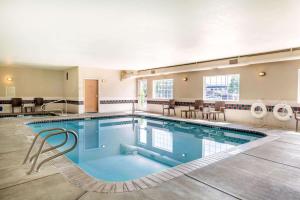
[36,130,78,172]
[29,132,69,163]
[41,99,68,116]
[23,128,66,164]
[23,128,78,174]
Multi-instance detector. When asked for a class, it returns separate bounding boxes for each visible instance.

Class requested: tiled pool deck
[1,112,300,199]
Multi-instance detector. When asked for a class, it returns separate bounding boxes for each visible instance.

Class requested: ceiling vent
[229,58,238,65]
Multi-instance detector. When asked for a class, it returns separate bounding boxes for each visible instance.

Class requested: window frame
[152,79,174,99]
[203,74,240,101]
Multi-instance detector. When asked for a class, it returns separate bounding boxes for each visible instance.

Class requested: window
[153,79,173,99]
[203,74,240,101]
[152,128,173,152]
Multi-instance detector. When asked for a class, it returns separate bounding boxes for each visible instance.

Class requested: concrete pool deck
[1,112,300,199]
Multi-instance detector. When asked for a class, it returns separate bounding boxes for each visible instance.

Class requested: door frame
[84,79,99,113]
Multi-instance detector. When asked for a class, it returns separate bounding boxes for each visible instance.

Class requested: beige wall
[138,60,300,129]
[63,67,80,113]
[78,67,136,113]
[64,67,79,99]
[0,66,65,98]
[0,66,136,114]
[139,60,300,102]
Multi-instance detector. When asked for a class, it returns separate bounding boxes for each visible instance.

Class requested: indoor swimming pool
[28,116,265,182]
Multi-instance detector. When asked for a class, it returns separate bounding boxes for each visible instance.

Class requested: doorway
[138,79,147,111]
[84,79,99,113]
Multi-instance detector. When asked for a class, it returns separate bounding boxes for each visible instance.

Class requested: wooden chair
[210,101,226,121]
[34,98,44,112]
[189,100,204,118]
[295,111,300,132]
[11,98,23,113]
[163,99,176,116]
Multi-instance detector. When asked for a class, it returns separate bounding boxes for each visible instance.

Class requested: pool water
[28,116,264,182]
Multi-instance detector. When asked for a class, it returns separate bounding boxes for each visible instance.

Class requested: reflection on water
[29,116,264,181]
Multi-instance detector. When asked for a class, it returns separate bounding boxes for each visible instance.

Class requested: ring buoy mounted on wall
[273,104,293,121]
[251,102,267,119]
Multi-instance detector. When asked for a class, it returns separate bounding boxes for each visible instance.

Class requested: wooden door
[85,80,98,112]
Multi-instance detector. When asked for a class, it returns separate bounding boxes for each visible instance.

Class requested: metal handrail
[23,128,78,174]
[23,128,66,164]
[36,130,78,172]
[41,99,68,116]
[29,133,69,163]
[132,101,135,114]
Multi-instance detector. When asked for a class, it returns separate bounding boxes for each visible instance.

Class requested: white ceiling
[0,0,300,70]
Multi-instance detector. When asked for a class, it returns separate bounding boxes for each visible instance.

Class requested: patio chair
[210,101,226,121]
[34,97,44,112]
[11,98,23,113]
[189,100,204,118]
[163,99,176,116]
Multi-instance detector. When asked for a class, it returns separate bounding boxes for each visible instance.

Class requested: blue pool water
[28,116,264,182]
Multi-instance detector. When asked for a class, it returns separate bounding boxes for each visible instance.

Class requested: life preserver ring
[251,103,267,119]
[273,104,293,121]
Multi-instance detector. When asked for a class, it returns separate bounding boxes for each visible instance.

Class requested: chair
[210,101,226,121]
[34,98,44,112]
[295,111,300,132]
[163,99,176,116]
[189,100,204,118]
[11,98,23,113]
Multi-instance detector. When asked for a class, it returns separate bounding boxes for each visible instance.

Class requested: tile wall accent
[0,99,83,105]
[99,100,138,104]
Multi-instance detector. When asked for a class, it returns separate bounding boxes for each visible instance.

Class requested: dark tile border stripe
[1,98,299,112]
[99,100,138,104]
[0,99,83,105]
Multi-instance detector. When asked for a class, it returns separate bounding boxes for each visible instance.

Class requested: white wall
[78,67,136,113]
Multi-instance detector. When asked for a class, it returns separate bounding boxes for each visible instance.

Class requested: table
[202,107,213,120]
[181,104,192,118]
[181,110,191,118]
[23,105,35,113]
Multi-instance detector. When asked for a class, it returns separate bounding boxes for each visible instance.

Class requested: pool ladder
[23,128,78,174]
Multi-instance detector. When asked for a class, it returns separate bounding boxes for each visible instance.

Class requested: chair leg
[174,109,176,116]
[296,120,298,132]
[224,113,226,121]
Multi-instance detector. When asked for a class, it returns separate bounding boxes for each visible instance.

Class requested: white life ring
[273,104,293,121]
[251,103,267,119]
